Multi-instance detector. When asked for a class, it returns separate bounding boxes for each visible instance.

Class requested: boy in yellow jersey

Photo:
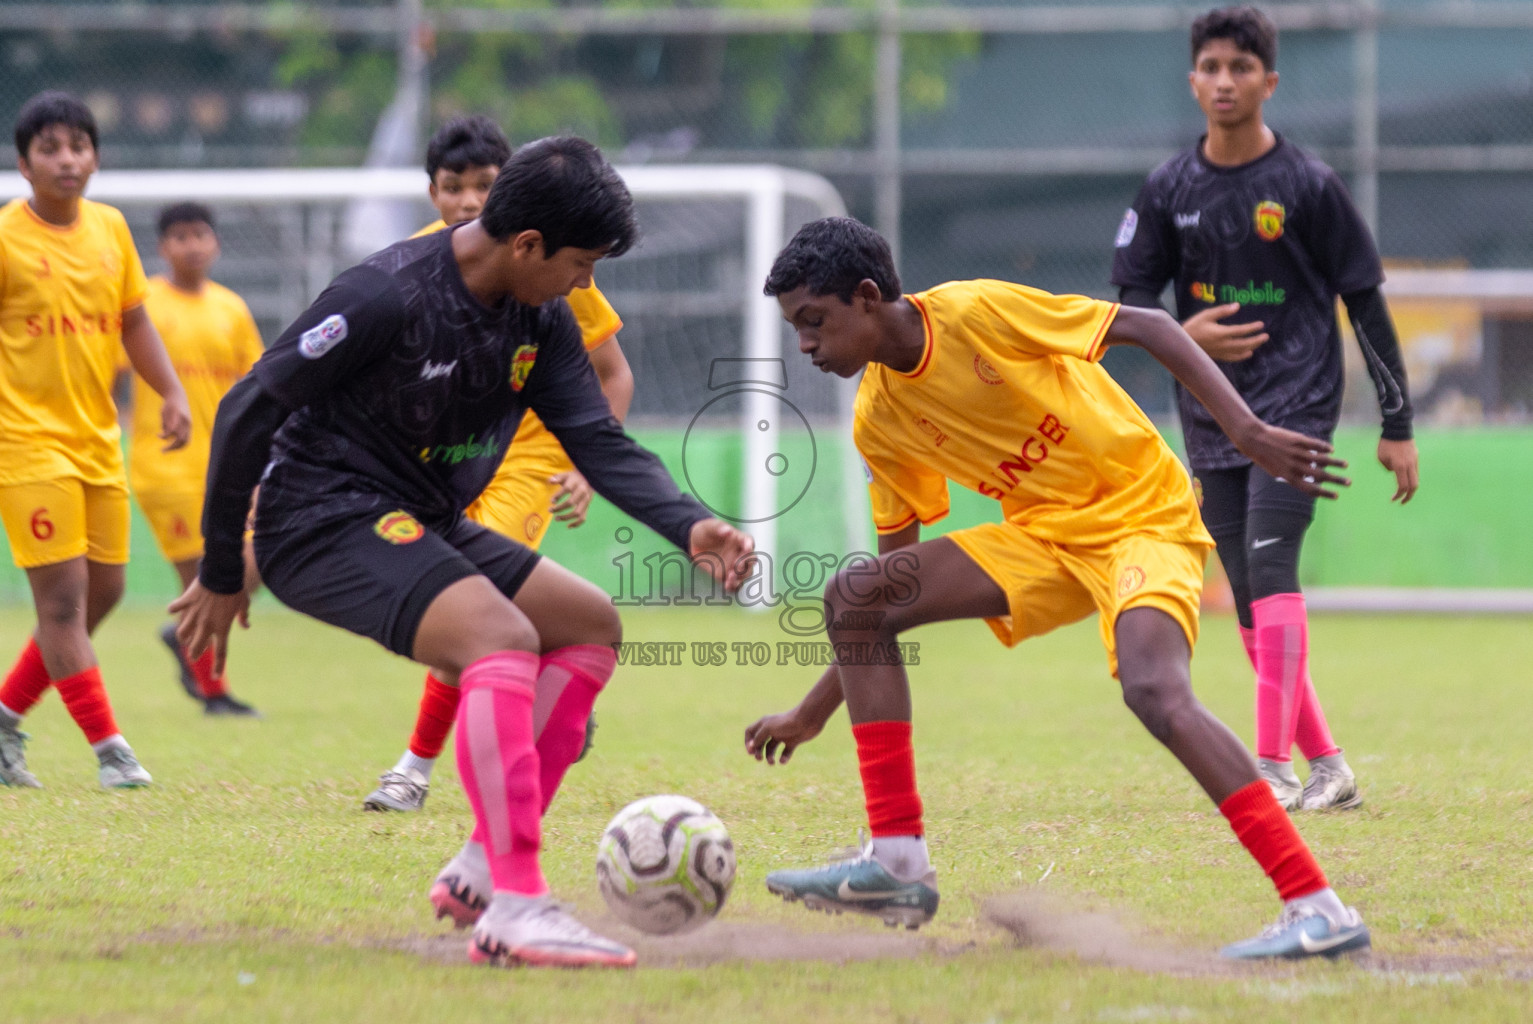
[131,202,262,716]
[0,92,192,789]
[744,217,1372,960]
[364,115,635,812]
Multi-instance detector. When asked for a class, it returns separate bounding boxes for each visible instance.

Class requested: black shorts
[1195,462,1316,538]
[255,509,541,657]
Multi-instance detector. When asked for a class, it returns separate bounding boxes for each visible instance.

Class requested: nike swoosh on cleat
[1252,537,1282,549]
[1298,928,1365,954]
[836,879,914,903]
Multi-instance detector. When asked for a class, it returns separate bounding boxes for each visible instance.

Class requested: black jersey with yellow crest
[1111,134,1382,470]
[252,228,609,531]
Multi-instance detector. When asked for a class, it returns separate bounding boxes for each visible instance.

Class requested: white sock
[394,751,435,779]
[0,702,20,726]
[91,734,130,757]
[1287,886,1348,923]
[870,835,932,882]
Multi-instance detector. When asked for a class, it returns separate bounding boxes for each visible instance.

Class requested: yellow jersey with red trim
[855,279,1211,548]
[0,197,149,486]
[129,276,263,494]
[413,218,622,476]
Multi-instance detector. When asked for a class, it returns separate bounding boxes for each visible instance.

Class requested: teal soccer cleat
[765,843,939,930]
[1221,903,1370,960]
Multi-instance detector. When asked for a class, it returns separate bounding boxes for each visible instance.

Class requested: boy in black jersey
[1112,6,1420,813]
[172,137,753,969]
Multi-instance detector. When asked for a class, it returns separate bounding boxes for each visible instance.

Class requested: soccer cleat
[1257,759,1303,812]
[1221,903,1371,960]
[765,841,939,930]
[429,841,492,928]
[158,622,202,703]
[0,718,42,788]
[97,746,152,789]
[204,693,262,718]
[468,893,637,969]
[363,767,429,812]
[1301,753,1362,811]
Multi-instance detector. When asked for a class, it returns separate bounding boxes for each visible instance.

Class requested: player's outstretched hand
[1377,437,1419,504]
[160,389,193,452]
[1182,303,1269,362]
[169,580,251,678]
[547,470,594,526]
[1238,424,1351,499]
[689,518,756,593]
[745,708,824,765]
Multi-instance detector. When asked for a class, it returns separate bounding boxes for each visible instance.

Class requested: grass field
[2,601,1531,1022]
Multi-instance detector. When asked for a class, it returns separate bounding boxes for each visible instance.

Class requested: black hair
[157,201,215,238]
[14,90,99,158]
[763,217,902,303]
[425,114,512,180]
[479,136,638,258]
[1191,6,1277,71]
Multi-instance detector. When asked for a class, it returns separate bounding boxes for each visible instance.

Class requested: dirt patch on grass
[982,891,1237,978]
[397,913,951,968]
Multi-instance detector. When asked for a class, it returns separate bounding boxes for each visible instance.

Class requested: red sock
[53,665,121,746]
[852,720,924,837]
[188,646,228,699]
[1220,779,1328,900]
[410,673,462,760]
[0,639,52,717]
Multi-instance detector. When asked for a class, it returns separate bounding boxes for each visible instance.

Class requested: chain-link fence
[5,2,1533,422]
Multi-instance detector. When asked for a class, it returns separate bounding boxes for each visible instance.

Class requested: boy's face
[502,231,606,307]
[159,220,219,282]
[1189,38,1277,129]
[777,282,880,379]
[18,124,98,203]
[430,164,500,226]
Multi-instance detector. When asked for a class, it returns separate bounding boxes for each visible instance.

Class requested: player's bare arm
[547,337,636,526]
[120,304,192,450]
[745,520,919,764]
[1105,304,1351,498]
[1181,301,1269,362]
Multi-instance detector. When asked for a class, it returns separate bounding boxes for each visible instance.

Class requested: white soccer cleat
[469,893,637,969]
[1257,759,1302,811]
[429,840,491,929]
[98,746,152,789]
[363,767,429,812]
[1301,753,1362,811]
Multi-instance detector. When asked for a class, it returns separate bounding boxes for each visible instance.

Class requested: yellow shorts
[135,488,205,564]
[0,477,132,569]
[946,522,1211,677]
[467,467,560,549]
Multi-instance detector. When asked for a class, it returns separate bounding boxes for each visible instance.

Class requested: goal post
[0,164,866,604]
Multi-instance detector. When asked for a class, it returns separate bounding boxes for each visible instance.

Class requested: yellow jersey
[0,197,149,486]
[129,276,263,494]
[413,219,622,476]
[856,280,1211,548]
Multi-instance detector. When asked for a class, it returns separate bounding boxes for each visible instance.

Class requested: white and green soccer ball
[596,794,735,935]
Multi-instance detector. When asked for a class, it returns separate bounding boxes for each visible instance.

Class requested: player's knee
[33,589,86,633]
[1119,672,1192,743]
[823,567,898,637]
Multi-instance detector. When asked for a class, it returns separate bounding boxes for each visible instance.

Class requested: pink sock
[532,645,616,813]
[1293,672,1340,760]
[1252,593,1308,762]
[454,651,547,897]
[1238,624,1258,672]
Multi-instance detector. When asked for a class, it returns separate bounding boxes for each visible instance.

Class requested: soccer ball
[596,794,735,935]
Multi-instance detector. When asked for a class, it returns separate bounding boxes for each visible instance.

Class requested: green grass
[2,603,1531,1022]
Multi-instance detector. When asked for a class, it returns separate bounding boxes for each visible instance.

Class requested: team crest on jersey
[1114,208,1139,248]
[374,510,424,545]
[973,354,1004,385]
[524,513,544,542]
[1118,565,1147,597]
[509,344,539,392]
[299,314,349,359]
[1254,201,1285,242]
[1189,282,1216,303]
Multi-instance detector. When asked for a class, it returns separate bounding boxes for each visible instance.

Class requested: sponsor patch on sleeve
[1114,208,1139,248]
[298,314,349,359]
